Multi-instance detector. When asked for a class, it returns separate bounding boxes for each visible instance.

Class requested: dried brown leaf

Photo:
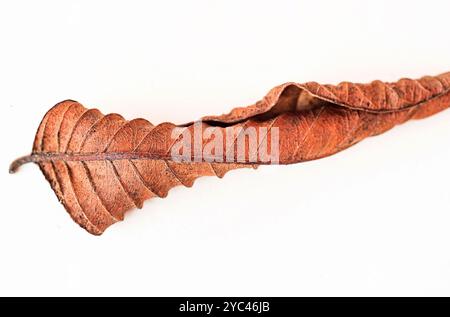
[10,72,450,235]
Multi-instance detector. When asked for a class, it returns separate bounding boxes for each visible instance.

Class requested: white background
[1,0,449,296]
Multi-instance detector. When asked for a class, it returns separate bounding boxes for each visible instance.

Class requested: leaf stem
[9,154,39,174]
[9,151,268,174]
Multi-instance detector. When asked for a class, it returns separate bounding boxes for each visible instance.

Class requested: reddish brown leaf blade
[10,72,450,235]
